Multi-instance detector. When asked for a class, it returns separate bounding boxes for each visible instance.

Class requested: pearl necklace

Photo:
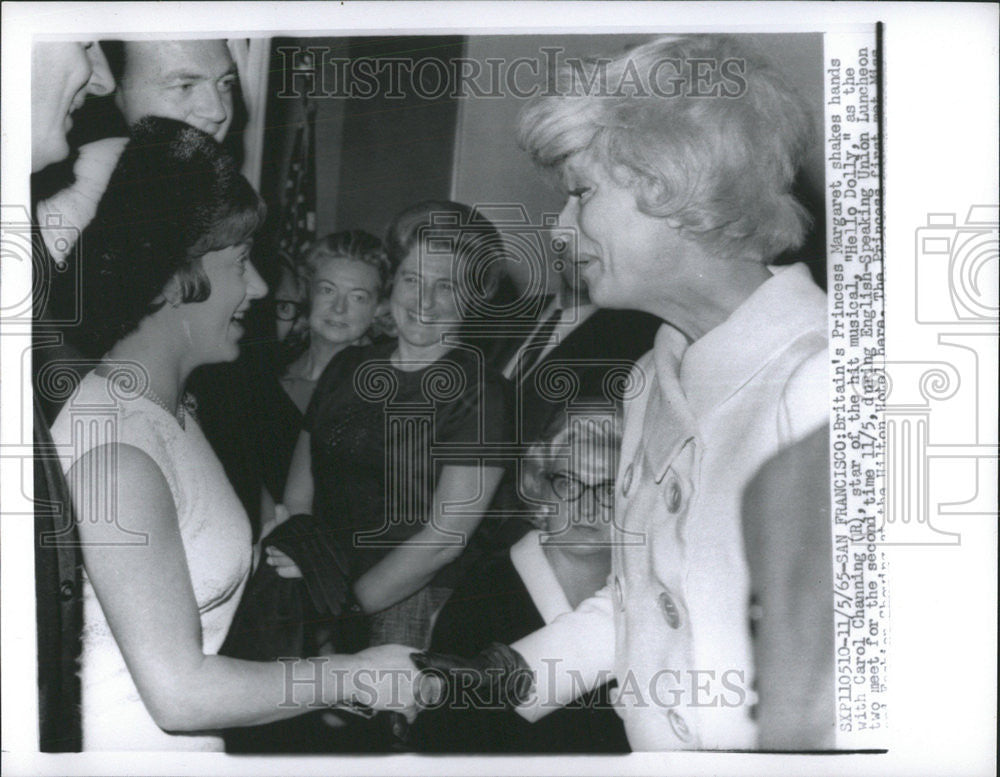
[94,361,193,430]
[143,386,190,430]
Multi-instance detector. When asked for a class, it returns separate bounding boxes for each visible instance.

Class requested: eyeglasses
[274,299,304,321]
[544,471,616,508]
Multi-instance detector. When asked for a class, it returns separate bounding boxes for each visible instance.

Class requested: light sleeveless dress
[50,371,252,751]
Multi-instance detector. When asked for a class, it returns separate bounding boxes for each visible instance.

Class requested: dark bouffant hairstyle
[74,116,265,356]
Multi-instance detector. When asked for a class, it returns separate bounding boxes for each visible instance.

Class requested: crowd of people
[30,34,833,754]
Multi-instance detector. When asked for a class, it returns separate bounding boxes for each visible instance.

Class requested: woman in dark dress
[209,234,388,548]
[413,405,629,753]
[219,235,390,753]
[282,201,512,652]
[254,232,391,541]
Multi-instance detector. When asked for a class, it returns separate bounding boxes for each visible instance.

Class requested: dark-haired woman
[49,117,419,751]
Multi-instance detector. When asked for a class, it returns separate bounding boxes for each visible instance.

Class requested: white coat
[513,263,829,750]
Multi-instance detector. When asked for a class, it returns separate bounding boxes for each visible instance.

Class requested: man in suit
[474,234,660,543]
[31,40,116,753]
[501,239,661,446]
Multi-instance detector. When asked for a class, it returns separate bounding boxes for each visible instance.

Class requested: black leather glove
[410,642,534,710]
[264,513,350,616]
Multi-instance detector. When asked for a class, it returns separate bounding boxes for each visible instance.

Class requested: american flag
[277,95,317,263]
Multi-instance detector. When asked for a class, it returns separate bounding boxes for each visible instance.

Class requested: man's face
[31,42,115,172]
[116,40,237,142]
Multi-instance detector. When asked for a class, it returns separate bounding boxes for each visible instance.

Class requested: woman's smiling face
[390,246,463,351]
[182,242,268,365]
[557,154,680,313]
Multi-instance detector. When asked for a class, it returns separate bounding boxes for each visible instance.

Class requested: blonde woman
[414,35,832,751]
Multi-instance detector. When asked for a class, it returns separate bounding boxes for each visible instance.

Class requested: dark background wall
[334,36,463,236]
[262,35,463,243]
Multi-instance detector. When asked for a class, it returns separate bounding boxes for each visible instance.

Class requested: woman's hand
[346,644,423,722]
[410,642,534,710]
[264,546,302,578]
[263,512,350,614]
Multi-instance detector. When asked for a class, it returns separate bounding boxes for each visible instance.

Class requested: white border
[3,3,997,776]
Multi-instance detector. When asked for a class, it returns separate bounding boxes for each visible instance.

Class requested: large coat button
[667,708,693,742]
[658,590,681,629]
[621,463,634,496]
[58,580,75,602]
[666,478,682,513]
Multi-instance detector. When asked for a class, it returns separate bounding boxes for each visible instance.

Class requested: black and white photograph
[1,3,996,776]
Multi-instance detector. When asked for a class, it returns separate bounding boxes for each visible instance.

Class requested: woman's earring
[161,277,184,308]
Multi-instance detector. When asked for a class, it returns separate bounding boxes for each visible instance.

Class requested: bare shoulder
[67,442,177,542]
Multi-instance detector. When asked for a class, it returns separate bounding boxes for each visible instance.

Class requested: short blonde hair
[518,35,816,262]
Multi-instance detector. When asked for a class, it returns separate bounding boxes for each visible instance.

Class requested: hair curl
[74,116,265,356]
[302,230,391,298]
[517,34,815,262]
